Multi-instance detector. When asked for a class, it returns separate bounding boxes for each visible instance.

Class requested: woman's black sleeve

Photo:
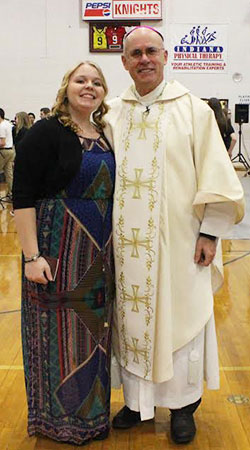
[13,120,54,209]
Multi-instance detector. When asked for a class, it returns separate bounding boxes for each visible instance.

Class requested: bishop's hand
[194,236,217,267]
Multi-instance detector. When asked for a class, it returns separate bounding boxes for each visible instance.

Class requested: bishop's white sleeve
[200,202,236,237]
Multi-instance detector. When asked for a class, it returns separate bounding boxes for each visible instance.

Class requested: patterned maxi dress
[22,136,115,445]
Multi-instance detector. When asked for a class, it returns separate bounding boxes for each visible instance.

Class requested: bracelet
[24,252,41,263]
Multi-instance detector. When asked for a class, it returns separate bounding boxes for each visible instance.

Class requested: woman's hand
[25,256,53,284]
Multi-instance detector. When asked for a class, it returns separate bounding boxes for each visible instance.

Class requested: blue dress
[22,135,115,444]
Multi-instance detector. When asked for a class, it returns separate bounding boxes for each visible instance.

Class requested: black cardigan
[13,117,83,209]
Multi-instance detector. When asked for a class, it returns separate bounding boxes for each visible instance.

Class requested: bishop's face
[122,29,168,96]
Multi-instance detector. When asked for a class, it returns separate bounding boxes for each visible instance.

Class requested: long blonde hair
[51,61,109,133]
[15,111,31,133]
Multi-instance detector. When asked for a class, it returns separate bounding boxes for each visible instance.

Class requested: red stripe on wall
[84,9,104,16]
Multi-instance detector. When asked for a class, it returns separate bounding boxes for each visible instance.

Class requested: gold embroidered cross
[124,285,147,313]
[132,114,156,140]
[126,337,148,364]
[123,168,155,199]
[124,228,151,258]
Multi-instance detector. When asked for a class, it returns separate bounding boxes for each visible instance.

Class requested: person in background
[13,111,31,149]
[28,112,36,126]
[0,107,14,199]
[223,106,237,158]
[13,61,115,445]
[106,26,244,445]
[208,98,237,159]
[223,106,232,121]
[40,107,50,119]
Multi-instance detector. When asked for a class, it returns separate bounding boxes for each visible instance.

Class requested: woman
[13,61,115,445]
[13,111,31,148]
[28,112,36,126]
[208,98,237,158]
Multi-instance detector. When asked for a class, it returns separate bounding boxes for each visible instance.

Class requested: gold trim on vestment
[114,102,166,379]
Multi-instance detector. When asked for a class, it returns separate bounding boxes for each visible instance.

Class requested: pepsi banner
[82,1,112,20]
[82,0,162,20]
[169,24,228,73]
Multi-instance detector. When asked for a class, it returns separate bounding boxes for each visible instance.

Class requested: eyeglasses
[128,47,165,61]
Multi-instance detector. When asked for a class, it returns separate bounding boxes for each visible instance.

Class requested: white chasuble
[114,99,172,382]
[106,81,245,384]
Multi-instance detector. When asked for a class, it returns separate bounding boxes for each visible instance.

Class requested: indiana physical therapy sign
[82,0,162,20]
[169,24,228,74]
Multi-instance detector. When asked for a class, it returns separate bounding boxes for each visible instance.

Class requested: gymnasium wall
[1,0,250,157]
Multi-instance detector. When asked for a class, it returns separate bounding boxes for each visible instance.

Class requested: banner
[82,1,112,20]
[113,0,161,20]
[169,24,228,74]
[82,0,162,20]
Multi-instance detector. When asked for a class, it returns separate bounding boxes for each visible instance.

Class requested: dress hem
[28,420,110,445]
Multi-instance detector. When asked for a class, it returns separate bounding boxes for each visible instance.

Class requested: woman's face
[28,114,35,124]
[67,64,105,116]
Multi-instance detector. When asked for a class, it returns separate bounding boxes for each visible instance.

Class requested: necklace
[133,82,166,117]
[77,123,100,139]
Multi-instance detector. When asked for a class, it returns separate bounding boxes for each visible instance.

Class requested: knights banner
[169,24,228,74]
[82,0,162,21]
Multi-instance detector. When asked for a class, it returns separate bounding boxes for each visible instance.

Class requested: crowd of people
[1,26,245,447]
